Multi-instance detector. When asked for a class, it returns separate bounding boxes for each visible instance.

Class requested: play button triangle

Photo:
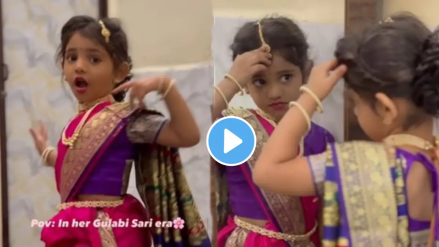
[224,129,242,154]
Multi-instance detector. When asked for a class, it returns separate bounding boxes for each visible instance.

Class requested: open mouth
[74,77,89,88]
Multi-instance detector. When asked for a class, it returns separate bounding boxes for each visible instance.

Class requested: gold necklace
[62,104,99,149]
[255,109,305,156]
[63,95,114,149]
[383,134,436,151]
[78,95,114,113]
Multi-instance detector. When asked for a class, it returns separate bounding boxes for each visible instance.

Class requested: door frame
[0,1,108,246]
[343,0,383,141]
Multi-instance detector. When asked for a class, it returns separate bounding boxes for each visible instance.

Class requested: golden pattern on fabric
[97,210,118,247]
[222,107,309,247]
[57,199,123,211]
[393,153,410,246]
[60,102,133,202]
[225,227,250,247]
[334,141,399,246]
[133,110,209,246]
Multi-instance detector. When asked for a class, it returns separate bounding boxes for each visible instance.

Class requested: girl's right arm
[212,46,271,121]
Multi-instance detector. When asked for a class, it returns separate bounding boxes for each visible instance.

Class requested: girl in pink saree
[211,17,335,247]
[254,13,439,247]
[29,16,211,247]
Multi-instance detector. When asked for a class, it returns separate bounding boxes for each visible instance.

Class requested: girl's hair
[335,12,439,128]
[231,16,309,71]
[57,15,132,102]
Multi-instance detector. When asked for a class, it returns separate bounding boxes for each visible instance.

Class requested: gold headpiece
[257,21,271,52]
[99,20,111,43]
[378,17,393,24]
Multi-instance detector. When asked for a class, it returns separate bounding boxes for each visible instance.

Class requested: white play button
[223,129,242,154]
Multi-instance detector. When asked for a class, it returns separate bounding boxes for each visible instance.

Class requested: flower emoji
[173,217,185,229]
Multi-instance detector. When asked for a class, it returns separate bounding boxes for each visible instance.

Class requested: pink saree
[42,101,211,247]
[41,102,151,247]
[212,108,331,247]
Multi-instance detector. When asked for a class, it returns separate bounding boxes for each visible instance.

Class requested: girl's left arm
[155,79,200,147]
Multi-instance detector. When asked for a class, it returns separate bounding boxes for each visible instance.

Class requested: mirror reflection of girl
[212,17,335,247]
[254,13,439,246]
[29,16,211,247]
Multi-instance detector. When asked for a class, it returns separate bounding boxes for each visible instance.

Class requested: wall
[3,1,99,246]
[212,0,344,24]
[107,0,214,237]
[383,0,439,28]
[108,0,213,67]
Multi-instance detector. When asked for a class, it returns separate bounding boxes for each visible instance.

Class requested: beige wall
[108,0,213,68]
[383,0,439,27]
[213,0,439,27]
[212,0,344,24]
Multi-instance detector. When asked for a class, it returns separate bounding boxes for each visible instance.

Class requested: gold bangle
[42,146,55,165]
[224,74,245,96]
[161,79,175,99]
[300,86,324,113]
[288,101,311,132]
[214,86,229,108]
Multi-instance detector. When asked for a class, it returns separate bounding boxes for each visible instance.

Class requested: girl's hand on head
[113,76,169,109]
[306,59,347,101]
[29,121,48,155]
[228,45,271,88]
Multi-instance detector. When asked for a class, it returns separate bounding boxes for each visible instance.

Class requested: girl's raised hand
[112,76,169,109]
[306,59,347,101]
[29,121,48,154]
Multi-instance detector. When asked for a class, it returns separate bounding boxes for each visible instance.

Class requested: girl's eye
[90,57,100,63]
[254,79,265,86]
[280,74,292,82]
[66,55,77,62]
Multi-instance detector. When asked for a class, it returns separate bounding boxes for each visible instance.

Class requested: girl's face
[247,52,303,121]
[62,32,122,103]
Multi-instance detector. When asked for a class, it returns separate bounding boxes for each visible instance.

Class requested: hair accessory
[299,86,324,113]
[378,17,393,24]
[257,21,271,53]
[214,86,229,108]
[99,20,111,43]
[224,74,245,96]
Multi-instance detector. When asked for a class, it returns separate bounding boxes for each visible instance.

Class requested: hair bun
[334,36,359,67]
[412,28,439,115]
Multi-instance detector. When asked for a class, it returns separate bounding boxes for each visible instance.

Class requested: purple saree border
[329,142,353,244]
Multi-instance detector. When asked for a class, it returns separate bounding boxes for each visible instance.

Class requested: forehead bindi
[65,32,106,54]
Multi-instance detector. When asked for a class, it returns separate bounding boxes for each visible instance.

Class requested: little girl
[29,16,211,247]
[211,16,334,247]
[254,13,438,246]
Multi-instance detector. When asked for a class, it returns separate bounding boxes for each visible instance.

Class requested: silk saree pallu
[322,141,439,247]
[135,143,211,247]
[213,107,316,247]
